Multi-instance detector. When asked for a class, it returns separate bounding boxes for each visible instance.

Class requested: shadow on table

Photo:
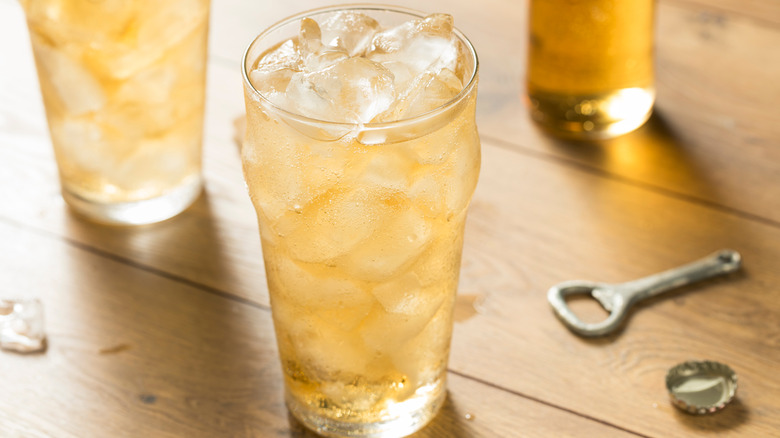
[57,195,284,434]
[61,189,243,299]
[543,111,720,201]
[673,397,750,432]
[285,392,478,438]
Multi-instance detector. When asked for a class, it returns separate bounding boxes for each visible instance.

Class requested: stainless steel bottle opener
[547,249,742,337]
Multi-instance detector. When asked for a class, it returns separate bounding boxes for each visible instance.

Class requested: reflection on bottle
[526,0,655,140]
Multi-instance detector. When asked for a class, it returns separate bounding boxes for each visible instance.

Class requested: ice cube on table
[285,57,395,123]
[319,11,380,56]
[0,299,46,354]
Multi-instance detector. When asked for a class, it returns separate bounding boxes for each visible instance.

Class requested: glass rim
[241,3,479,129]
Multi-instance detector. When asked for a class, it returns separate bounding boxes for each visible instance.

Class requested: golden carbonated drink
[242,7,479,437]
[527,0,655,139]
[21,0,210,224]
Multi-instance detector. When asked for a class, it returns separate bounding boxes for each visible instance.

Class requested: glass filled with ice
[20,0,210,225]
[241,5,479,437]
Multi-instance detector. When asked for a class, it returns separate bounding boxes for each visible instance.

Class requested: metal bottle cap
[666,360,737,414]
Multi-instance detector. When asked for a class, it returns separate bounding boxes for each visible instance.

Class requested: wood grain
[0,221,636,438]
[2,0,779,436]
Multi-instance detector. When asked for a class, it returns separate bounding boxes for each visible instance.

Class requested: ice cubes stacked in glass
[243,10,479,416]
[22,0,209,202]
[248,12,468,125]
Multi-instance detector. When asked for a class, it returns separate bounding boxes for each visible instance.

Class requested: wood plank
[0,222,635,438]
[665,0,780,27]
[4,69,780,436]
[3,1,779,437]
[450,140,780,437]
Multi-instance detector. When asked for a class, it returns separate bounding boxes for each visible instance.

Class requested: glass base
[527,86,655,140]
[62,176,203,226]
[286,380,446,438]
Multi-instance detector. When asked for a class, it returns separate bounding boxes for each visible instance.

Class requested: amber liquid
[22,0,209,224]
[243,87,479,436]
[526,0,655,139]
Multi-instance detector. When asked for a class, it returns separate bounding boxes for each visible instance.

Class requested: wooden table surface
[2,0,779,437]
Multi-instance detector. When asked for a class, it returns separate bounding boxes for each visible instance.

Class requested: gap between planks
[0,212,646,437]
[479,133,780,230]
[447,369,652,438]
[662,0,780,30]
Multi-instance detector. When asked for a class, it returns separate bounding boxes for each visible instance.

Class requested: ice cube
[412,224,464,287]
[302,50,349,73]
[372,272,441,315]
[244,132,360,239]
[112,114,201,193]
[443,125,480,213]
[91,0,208,79]
[389,301,452,388]
[23,0,137,47]
[250,67,296,96]
[378,60,417,92]
[369,14,464,76]
[32,41,106,115]
[0,299,46,353]
[267,255,374,331]
[50,117,128,174]
[271,294,371,377]
[299,17,324,55]
[249,39,303,96]
[256,39,303,71]
[285,57,395,123]
[358,149,415,192]
[284,187,389,264]
[360,279,445,354]
[408,173,444,217]
[344,204,433,281]
[374,68,462,122]
[320,11,380,56]
[128,67,178,103]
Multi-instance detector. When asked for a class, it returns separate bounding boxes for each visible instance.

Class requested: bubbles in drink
[22,0,209,213]
[344,205,433,281]
[242,8,480,433]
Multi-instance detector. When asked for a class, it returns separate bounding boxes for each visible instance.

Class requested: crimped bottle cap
[665,360,737,414]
